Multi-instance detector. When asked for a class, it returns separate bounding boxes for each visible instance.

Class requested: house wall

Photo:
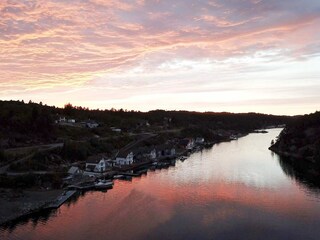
[150,150,157,159]
[115,156,133,165]
[95,160,106,172]
[85,159,107,172]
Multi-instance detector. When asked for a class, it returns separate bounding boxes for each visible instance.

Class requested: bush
[61,140,89,161]
[0,149,7,163]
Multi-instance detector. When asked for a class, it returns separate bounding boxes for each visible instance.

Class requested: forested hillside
[270,111,320,163]
[0,100,290,149]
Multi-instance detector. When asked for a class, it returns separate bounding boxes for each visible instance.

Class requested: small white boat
[94,180,113,189]
[113,174,124,179]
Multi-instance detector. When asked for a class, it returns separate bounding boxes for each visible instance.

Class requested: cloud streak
[1,0,320,114]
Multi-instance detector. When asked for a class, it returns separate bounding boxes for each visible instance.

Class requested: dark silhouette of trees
[0,100,291,148]
[271,111,320,163]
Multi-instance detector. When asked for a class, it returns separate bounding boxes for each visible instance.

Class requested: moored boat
[94,180,113,189]
[113,174,124,179]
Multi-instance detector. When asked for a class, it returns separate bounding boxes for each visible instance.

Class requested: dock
[135,169,148,175]
[67,183,95,190]
[47,190,77,209]
[118,172,140,177]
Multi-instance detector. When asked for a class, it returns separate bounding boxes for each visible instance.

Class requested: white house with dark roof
[134,147,157,161]
[195,137,205,144]
[86,120,99,129]
[156,144,176,159]
[179,138,195,150]
[149,148,157,160]
[85,155,113,172]
[115,151,134,165]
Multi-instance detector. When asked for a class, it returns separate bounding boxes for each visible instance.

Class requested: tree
[0,149,7,163]
[64,103,74,116]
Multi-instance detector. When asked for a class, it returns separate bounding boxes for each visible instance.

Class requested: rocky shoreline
[0,189,63,226]
[268,146,302,159]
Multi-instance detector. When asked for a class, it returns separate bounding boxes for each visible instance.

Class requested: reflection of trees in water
[0,192,83,232]
[277,155,320,194]
[1,208,57,233]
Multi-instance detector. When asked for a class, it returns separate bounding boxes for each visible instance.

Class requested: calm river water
[2,128,320,240]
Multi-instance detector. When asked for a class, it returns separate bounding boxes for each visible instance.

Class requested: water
[2,128,320,239]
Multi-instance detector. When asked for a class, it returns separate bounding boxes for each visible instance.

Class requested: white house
[187,139,195,150]
[130,147,157,162]
[86,120,99,129]
[110,127,122,133]
[59,116,66,122]
[85,156,112,172]
[156,145,176,159]
[179,138,195,150]
[150,148,157,160]
[195,137,205,144]
[115,151,134,165]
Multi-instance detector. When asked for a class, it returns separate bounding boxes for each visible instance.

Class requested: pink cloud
[0,0,319,114]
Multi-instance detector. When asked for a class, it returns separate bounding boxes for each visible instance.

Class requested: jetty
[67,182,95,191]
[118,172,140,177]
[47,190,77,209]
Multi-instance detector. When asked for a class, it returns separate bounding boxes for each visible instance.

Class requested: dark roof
[86,155,106,163]
[156,144,175,151]
[179,139,190,146]
[68,166,79,174]
[134,146,156,155]
[116,150,133,158]
[86,164,96,171]
[87,120,98,124]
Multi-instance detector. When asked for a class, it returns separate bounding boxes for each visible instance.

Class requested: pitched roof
[86,164,96,171]
[68,166,79,174]
[134,146,156,155]
[86,155,106,163]
[179,139,190,146]
[116,150,133,158]
[156,144,175,151]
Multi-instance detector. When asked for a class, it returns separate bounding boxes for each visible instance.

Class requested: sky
[1,0,320,115]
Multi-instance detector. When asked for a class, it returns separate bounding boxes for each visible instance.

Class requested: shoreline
[0,189,64,226]
[0,130,254,227]
[269,146,316,166]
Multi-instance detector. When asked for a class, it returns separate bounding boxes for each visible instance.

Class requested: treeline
[147,110,290,131]
[270,111,320,162]
[0,100,291,147]
[0,173,64,189]
[60,136,132,162]
[0,100,54,142]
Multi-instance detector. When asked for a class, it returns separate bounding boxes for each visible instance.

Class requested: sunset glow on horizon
[1,0,320,115]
